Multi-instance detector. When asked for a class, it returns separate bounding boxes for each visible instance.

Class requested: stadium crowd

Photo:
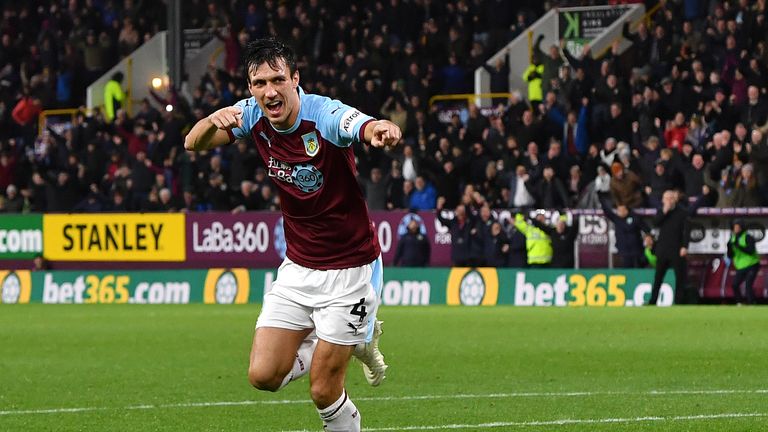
[0,0,767,222]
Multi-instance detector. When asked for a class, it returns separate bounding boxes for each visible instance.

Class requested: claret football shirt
[230,88,381,270]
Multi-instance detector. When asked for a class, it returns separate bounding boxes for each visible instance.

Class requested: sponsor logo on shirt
[292,163,324,193]
[267,157,324,193]
[340,109,363,134]
[267,156,294,184]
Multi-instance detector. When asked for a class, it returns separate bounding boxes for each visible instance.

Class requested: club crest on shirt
[302,131,320,157]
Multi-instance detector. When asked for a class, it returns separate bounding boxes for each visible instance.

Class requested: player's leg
[310,341,360,431]
[352,255,388,386]
[673,257,691,304]
[248,326,313,391]
[649,256,671,305]
[731,268,747,303]
[249,259,317,391]
[743,265,759,304]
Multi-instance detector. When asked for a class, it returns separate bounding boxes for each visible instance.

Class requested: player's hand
[370,120,402,150]
[208,106,243,130]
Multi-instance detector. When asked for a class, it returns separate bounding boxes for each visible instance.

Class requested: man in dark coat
[601,199,649,267]
[393,219,431,267]
[648,190,692,305]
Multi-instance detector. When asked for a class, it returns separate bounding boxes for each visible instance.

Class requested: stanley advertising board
[43,214,185,261]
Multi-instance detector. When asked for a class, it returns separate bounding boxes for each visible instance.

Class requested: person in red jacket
[11,94,42,127]
[11,93,42,147]
[663,111,689,152]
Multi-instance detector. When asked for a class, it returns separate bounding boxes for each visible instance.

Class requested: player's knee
[248,367,282,392]
[310,379,341,407]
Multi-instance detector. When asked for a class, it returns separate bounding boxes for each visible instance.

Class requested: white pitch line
[285,413,768,432]
[1,389,767,417]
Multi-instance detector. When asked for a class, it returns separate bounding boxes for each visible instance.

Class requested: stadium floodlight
[165,104,173,112]
[151,77,163,89]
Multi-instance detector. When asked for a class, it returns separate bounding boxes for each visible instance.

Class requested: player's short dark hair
[244,37,297,79]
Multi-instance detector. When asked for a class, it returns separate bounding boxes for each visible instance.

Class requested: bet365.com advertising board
[0,268,674,306]
[379,268,675,307]
[0,269,267,304]
[0,215,43,259]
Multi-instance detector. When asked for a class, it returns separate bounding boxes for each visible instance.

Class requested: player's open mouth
[265,100,283,115]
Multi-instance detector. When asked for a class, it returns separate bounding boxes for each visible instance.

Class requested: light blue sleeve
[307,94,375,147]
[230,97,262,140]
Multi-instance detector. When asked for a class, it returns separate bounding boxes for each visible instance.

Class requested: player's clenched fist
[370,120,402,150]
[209,106,244,130]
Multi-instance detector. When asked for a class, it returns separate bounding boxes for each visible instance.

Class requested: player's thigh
[250,326,313,376]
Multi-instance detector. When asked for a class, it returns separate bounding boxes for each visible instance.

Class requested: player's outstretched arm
[184,106,243,151]
[365,120,402,150]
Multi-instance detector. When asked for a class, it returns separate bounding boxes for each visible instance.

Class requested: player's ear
[292,70,300,89]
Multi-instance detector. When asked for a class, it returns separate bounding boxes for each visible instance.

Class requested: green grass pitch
[1,305,767,431]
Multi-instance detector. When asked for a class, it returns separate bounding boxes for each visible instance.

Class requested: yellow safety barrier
[429,93,513,109]
[38,109,80,136]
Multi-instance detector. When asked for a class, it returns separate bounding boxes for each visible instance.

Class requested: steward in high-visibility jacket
[514,213,552,267]
[104,71,126,122]
[727,219,759,304]
[522,57,544,106]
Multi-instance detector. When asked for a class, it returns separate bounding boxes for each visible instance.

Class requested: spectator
[505,221,528,268]
[531,214,577,268]
[649,190,692,305]
[644,160,674,208]
[103,71,126,123]
[530,165,568,210]
[740,86,768,131]
[601,199,649,268]
[508,165,535,209]
[664,112,689,152]
[1,184,24,213]
[485,221,510,267]
[545,97,589,157]
[536,36,563,95]
[523,49,544,111]
[733,164,762,207]
[393,218,431,267]
[683,154,708,200]
[514,212,552,268]
[609,162,644,208]
[231,181,260,213]
[409,175,437,211]
[434,160,461,210]
[727,219,759,304]
[436,199,475,267]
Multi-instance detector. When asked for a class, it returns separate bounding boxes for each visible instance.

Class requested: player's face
[248,59,300,130]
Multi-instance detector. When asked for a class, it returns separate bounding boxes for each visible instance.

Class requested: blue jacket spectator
[545,98,590,156]
[409,176,437,210]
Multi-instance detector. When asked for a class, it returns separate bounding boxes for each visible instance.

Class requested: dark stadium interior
[0,0,765,219]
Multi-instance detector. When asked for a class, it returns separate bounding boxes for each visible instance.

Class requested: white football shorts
[256,255,383,345]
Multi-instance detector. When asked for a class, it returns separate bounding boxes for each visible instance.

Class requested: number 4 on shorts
[350,298,367,322]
